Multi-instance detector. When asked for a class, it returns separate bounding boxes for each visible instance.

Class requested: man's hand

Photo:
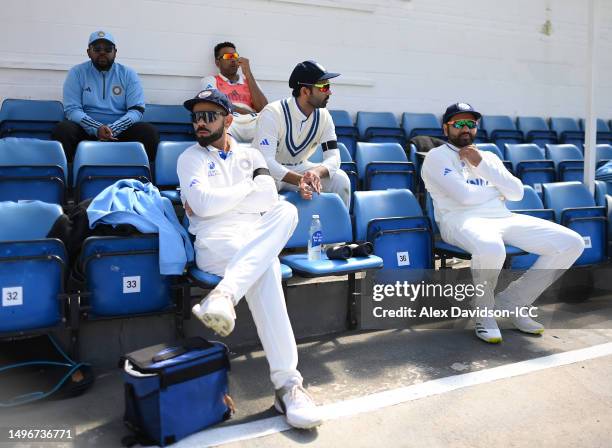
[184,201,193,217]
[97,125,117,141]
[299,171,322,200]
[303,170,321,193]
[458,145,482,167]
[238,57,251,75]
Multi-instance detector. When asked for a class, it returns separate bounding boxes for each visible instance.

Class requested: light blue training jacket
[63,60,145,137]
[87,179,194,275]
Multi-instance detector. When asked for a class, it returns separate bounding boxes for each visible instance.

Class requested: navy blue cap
[443,102,482,123]
[289,60,340,89]
[183,89,233,114]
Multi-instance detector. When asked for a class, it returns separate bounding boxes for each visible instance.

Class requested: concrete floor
[2,322,611,447]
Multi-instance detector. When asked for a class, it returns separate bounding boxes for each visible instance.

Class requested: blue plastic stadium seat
[355,142,415,191]
[72,141,151,201]
[0,99,64,140]
[401,112,444,139]
[544,144,584,182]
[280,192,383,328]
[0,138,67,204]
[594,180,607,207]
[542,181,607,266]
[143,104,194,141]
[596,144,612,168]
[155,141,194,203]
[549,117,584,146]
[190,263,292,287]
[425,193,525,267]
[504,144,555,194]
[579,118,612,144]
[329,110,358,158]
[481,115,524,147]
[0,201,68,334]
[476,143,514,172]
[356,112,405,145]
[79,235,174,317]
[353,190,433,272]
[516,116,558,147]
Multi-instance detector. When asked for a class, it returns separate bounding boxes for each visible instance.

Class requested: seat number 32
[2,287,23,307]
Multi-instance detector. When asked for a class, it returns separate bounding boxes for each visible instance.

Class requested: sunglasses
[91,45,115,54]
[219,52,239,60]
[298,82,331,93]
[448,119,478,129]
[191,110,227,123]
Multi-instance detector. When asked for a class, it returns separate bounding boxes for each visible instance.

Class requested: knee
[275,201,299,228]
[561,230,586,261]
[331,169,351,207]
[51,120,79,138]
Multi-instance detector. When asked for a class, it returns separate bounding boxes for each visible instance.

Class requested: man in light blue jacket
[51,30,159,161]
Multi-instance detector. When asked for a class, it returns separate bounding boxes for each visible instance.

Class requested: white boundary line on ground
[174,342,612,448]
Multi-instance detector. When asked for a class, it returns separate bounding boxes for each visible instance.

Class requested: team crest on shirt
[208,160,219,177]
[112,85,122,95]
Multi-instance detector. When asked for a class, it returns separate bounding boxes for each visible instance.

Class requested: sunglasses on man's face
[298,82,331,93]
[90,45,115,54]
[191,110,226,123]
[448,119,478,129]
[219,52,239,60]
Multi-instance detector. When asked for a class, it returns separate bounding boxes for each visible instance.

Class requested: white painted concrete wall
[0,0,611,121]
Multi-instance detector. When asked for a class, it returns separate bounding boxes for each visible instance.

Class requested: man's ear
[224,113,234,129]
[86,48,92,58]
[215,58,220,69]
[442,123,448,137]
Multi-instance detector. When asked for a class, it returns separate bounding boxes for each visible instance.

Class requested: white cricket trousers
[194,201,302,389]
[277,161,351,209]
[440,213,585,309]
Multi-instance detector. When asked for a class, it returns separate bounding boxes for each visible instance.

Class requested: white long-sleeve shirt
[176,136,278,240]
[421,144,524,226]
[253,96,339,181]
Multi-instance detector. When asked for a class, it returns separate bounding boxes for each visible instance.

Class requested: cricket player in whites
[421,102,584,344]
[254,60,351,208]
[177,89,322,428]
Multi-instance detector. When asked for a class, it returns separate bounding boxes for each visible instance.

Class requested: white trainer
[192,289,236,337]
[474,317,502,344]
[511,314,545,335]
[274,383,323,429]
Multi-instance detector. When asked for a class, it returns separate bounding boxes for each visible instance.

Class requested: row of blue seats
[330,110,612,156]
[0,99,194,142]
[1,180,608,345]
[2,98,610,157]
[3,135,612,210]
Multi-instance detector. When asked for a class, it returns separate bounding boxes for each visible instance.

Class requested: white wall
[1,0,611,120]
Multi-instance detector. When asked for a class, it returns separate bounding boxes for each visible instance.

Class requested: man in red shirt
[201,42,268,142]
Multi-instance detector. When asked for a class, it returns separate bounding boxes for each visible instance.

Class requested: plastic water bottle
[308,214,323,261]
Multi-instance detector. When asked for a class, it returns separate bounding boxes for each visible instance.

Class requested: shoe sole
[475,333,502,344]
[192,307,233,337]
[274,400,323,429]
[515,326,544,335]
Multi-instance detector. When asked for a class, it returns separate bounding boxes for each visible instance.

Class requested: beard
[449,132,474,148]
[196,125,225,147]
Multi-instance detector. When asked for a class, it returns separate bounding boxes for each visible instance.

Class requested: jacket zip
[102,72,106,100]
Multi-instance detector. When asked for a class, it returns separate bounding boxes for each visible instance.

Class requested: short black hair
[214,41,236,59]
[291,85,312,98]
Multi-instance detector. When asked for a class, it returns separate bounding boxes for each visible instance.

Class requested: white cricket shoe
[274,383,323,429]
[192,289,236,337]
[474,317,502,344]
[511,314,545,335]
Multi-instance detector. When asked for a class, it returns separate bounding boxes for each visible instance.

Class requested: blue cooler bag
[122,337,231,446]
